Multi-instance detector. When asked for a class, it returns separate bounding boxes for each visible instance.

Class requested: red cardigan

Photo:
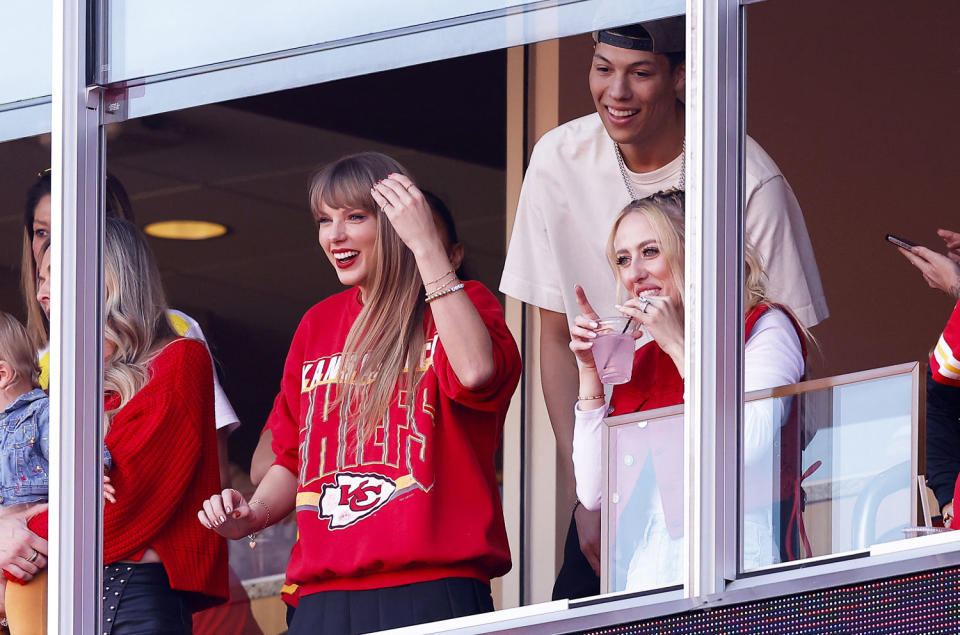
[22,338,228,611]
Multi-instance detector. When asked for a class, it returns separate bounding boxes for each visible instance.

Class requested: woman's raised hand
[618,295,684,370]
[569,285,602,368]
[370,173,443,257]
[198,489,255,540]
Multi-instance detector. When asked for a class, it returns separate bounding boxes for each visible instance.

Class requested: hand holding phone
[895,233,960,299]
[885,234,918,250]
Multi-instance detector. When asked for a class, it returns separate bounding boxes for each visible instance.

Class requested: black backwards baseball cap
[593,16,685,54]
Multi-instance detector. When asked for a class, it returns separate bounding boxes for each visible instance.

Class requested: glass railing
[739,363,920,572]
[601,403,685,595]
[601,363,921,592]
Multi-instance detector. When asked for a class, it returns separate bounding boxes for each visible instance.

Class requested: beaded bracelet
[247,498,271,549]
[426,282,465,303]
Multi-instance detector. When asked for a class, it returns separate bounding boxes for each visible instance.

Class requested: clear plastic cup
[592,317,638,385]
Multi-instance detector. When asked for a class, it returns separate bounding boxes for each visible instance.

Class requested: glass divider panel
[739,363,922,574]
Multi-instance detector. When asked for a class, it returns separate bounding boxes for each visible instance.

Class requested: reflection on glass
[605,407,684,593]
[740,367,917,572]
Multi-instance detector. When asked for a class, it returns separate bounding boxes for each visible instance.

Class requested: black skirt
[102,562,192,635]
[287,576,494,635]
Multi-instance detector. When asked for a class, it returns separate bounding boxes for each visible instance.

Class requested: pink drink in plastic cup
[592,317,637,385]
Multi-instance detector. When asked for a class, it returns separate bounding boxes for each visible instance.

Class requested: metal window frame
[43,0,960,630]
[49,0,105,632]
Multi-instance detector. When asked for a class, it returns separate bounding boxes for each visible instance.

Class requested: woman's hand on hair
[618,296,685,375]
[569,285,602,369]
[370,174,444,258]
[197,489,257,540]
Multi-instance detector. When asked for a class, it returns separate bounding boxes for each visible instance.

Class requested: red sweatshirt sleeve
[931,299,960,386]
[101,339,210,563]
[431,281,522,412]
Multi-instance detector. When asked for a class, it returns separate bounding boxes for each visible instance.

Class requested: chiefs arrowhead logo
[319,472,397,529]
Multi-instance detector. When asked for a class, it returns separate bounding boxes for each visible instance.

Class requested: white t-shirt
[500,113,828,328]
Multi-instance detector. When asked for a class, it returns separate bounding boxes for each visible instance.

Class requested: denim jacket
[0,388,112,505]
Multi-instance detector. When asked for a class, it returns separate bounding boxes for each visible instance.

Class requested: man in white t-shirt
[500,16,827,599]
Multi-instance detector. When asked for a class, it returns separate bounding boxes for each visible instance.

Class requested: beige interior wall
[497,45,526,611]
[522,39,566,605]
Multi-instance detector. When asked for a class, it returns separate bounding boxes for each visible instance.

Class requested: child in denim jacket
[0,311,114,623]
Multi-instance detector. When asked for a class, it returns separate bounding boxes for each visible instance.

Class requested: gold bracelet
[426,282,465,303]
[425,275,458,296]
[578,393,605,402]
[423,269,455,288]
[247,498,271,549]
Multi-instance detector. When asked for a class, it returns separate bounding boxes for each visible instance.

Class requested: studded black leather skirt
[101,562,192,634]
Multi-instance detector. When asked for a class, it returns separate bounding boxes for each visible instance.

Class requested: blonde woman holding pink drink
[568,190,808,592]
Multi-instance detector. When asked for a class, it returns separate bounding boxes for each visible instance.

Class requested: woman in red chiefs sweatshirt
[4,218,228,634]
[198,152,521,634]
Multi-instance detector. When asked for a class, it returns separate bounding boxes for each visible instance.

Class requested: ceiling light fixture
[143,220,229,240]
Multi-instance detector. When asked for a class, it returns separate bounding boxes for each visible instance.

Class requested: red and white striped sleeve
[931,300,960,386]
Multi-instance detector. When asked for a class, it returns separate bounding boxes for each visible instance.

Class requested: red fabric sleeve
[431,281,522,412]
[931,299,960,387]
[269,314,309,476]
[100,339,208,563]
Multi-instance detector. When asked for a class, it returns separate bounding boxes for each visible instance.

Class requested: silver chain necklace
[614,136,685,200]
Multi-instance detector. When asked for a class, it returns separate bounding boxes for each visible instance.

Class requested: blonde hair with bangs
[102,218,177,420]
[309,152,427,442]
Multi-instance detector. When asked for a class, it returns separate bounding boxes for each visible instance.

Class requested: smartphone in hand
[885,234,918,250]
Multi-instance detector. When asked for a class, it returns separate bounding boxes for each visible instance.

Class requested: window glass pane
[0,2,51,105]
[0,2,52,140]
[0,137,51,630]
[741,1,957,574]
[741,368,918,570]
[103,51,508,630]
[104,0,682,83]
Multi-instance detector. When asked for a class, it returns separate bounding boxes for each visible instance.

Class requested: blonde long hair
[103,218,177,418]
[606,190,771,313]
[309,152,427,441]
